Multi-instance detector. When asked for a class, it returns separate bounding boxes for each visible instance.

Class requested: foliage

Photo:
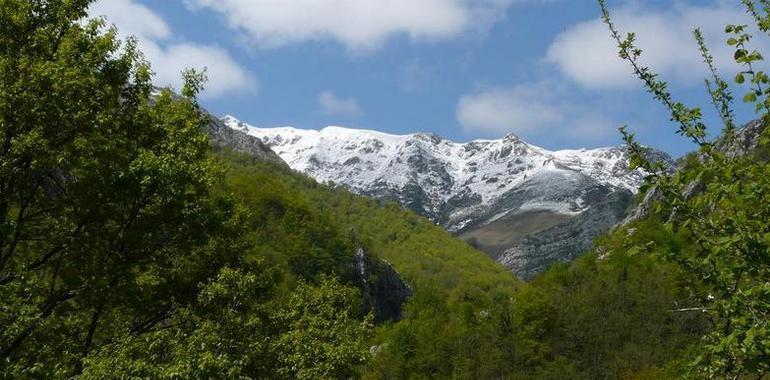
[0,0,241,374]
[81,269,370,380]
[1,0,758,378]
[0,1,370,378]
[221,153,531,378]
[274,277,373,380]
[362,213,707,379]
[599,0,770,377]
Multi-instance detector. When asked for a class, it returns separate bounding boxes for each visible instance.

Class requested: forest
[1,0,768,378]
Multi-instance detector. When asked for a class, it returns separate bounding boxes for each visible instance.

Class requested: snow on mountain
[224,116,644,215]
[221,115,671,278]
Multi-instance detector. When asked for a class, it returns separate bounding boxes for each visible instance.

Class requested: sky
[88,0,768,157]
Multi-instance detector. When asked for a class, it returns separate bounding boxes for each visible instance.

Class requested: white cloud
[184,0,533,52]
[89,0,256,99]
[141,43,257,98]
[89,0,170,40]
[546,1,760,89]
[318,91,363,117]
[457,83,564,135]
[456,81,617,142]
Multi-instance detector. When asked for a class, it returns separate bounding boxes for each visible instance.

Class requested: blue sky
[90,0,766,157]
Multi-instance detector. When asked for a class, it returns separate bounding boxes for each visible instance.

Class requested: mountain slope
[207,113,287,164]
[223,116,672,277]
[221,151,521,311]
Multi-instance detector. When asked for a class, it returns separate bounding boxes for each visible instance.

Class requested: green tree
[274,277,373,380]
[0,1,377,378]
[599,0,770,377]
[0,0,250,376]
[80,266,278,379]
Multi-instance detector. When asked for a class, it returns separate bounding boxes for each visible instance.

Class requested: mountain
[624,119,768,226]
[222,116,672,278]
[206,112,287,164]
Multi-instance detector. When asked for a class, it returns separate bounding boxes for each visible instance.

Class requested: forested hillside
[220,151,708,379]
[2,0,769,379]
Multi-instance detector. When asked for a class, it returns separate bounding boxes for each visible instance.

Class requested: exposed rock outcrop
[207,115,287,165]
[352,248,413,323]
[499,189,633,279]
[623,119,768,225]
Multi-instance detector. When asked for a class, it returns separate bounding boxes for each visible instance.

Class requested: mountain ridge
[221,115,673,278]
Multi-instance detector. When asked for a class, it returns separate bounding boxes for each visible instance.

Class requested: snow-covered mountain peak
[502,132,523,143]
[219,114,678,278]
[222,115,248,133]
[222,115,670,233]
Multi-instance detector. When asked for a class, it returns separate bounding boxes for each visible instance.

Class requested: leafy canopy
[0,1,371,378]
[599,0,770,377]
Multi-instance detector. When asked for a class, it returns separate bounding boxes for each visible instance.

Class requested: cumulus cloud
[318,91,363,117]
[546,1,761,89]
[90,0,256,99]
[183,0,534,52]
[457,83,564,135]
[456,81,617,142]
[89,0,170,41]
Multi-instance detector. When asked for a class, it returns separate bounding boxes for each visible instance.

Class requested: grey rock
[713,119,766,158]
[352,248,413,323]
[151,88,286,165]
[499,189,634,280]
[624,119,767,225]
[206,114,287,165]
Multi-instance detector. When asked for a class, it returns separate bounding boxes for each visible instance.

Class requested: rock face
[714,119,766,158]
[222,115,673,278]
[207,114,287,165]
[352,248,413,323]
[499,189,633,279]
[623,119,768,225]
[150,89,286,165]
